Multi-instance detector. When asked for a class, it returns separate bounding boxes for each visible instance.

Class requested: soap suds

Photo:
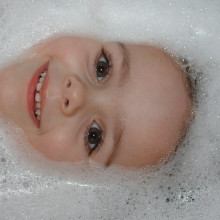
[0,0,220,219]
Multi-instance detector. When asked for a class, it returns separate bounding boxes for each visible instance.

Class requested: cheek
[37,37,88,66]
[26,128,86,162]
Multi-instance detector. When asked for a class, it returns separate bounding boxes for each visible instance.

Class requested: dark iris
[88,127,102,151]
[96,58,109,80]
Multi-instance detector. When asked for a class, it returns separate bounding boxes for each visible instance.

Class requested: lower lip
[27,61,49,128]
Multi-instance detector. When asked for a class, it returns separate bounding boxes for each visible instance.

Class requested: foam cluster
[0,0,220,219]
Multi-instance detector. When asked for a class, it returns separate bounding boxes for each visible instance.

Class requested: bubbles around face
[0,0,220,219]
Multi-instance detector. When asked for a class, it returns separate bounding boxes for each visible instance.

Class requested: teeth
[35,93,41,102]
[39,77,44,83]
[35,109,40,116]
[36,103,41,109]
[36,82,42,91]
[34,69,47,121]
[41,71,46,77]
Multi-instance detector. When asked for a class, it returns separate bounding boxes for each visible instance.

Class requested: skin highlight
[0,36,191,168]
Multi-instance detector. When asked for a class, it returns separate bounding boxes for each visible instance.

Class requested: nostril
[66,79,71,88]
[62,75,84,116]
[64,98,70,108]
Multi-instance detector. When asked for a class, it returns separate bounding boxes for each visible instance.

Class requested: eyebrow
[105,43,130,166]
[105,115,124,166]
[117,42,130,87]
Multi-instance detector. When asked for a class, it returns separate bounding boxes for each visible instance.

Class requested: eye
[85,122,104,154]
[95,51,112,82]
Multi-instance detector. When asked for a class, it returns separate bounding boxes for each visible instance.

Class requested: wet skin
[0,36,191,167]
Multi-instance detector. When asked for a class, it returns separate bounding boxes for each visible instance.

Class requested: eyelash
[93,48,113,82]
[84,121,104,155]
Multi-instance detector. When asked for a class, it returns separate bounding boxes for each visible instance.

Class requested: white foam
[0,0,220,219]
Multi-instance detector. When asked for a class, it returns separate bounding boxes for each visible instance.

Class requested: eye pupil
[97,61,109,78]
[86,122,103,154]
[88,127,102,147]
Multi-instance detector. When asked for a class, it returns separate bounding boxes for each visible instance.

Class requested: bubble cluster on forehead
[160,50,195,105]
[167,56,202,154]
[177,57,203,123]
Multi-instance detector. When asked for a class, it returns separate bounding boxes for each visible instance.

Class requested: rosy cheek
[26,130,64,159]
[27,129,88,163]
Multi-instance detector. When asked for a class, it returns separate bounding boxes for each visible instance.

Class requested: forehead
[107,44,191,167]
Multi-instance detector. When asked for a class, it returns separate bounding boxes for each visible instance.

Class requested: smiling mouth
[27,61,49,128]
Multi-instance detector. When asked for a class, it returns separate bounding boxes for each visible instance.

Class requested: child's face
[0,36,191,167]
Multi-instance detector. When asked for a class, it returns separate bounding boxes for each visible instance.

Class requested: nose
[60,75,85,116]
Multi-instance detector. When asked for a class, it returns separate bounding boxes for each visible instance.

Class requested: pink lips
[27,61,49,128]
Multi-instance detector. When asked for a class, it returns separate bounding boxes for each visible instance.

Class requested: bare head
[0,36,192,167]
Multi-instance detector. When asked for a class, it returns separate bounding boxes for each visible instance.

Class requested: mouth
[27,61,49,128]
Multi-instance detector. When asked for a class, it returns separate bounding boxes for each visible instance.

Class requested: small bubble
[23,182,29,188]
[1,157,6,162]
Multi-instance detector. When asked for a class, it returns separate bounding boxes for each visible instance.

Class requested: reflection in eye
[95,50,112,82]
[85,122,103,154]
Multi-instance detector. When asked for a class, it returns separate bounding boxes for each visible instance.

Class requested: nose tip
[60,75,85,116]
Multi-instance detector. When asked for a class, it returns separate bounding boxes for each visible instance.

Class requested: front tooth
[36,103,41,109]
[37,115,40,120]
[36,82,42,91]
[39,77,44,83]
[35,109,40,116]
[35,93,41,102]
[41,71,46,77]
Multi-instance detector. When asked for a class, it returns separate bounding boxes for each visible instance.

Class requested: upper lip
[27,61,49,128]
